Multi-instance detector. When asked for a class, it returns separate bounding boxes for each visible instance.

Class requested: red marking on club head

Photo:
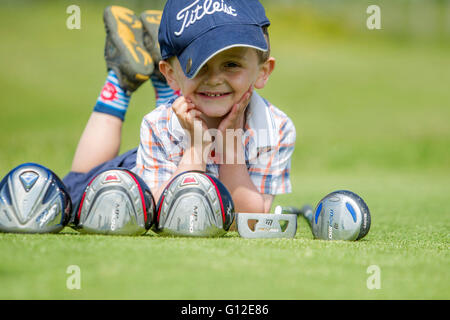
[181,176,198,186]
[105,174,119,182]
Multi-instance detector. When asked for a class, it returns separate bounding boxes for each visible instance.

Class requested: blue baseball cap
[159,0,270,79]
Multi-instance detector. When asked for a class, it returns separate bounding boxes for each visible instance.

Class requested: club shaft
[275,205,313,228]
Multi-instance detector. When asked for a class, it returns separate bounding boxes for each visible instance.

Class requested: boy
[65,0,296,227]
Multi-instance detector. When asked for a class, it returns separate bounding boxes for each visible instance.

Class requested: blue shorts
[62,148,138,210]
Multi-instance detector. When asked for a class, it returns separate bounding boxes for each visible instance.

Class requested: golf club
[237,212,297,238]
[274,190,371,240]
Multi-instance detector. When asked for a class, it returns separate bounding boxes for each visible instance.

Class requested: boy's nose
[203,69,224,86]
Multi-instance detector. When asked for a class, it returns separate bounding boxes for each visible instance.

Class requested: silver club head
[0,163,72,233]
[237,213,297,238]
[312,190,371,241]
[156,171,234,237]
[76,169,154,236]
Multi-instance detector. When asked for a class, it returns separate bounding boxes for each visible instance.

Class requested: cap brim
[178,24,268,79]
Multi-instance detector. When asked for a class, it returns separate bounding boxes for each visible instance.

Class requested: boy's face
[160,47,275,119]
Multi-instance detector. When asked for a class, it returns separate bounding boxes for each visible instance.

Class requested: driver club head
[237,213,297,238]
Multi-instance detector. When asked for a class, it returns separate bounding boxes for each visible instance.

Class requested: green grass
[0,1,449,299]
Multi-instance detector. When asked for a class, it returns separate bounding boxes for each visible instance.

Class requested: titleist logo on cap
[175,0,238,36]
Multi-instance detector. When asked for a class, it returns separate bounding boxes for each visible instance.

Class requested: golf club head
[0,163,72,233]
[75,169,155,236]
[155,171,235,237]
[312,190,371,241]
[237,213,297,238]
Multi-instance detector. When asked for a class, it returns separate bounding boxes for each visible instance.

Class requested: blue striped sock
[150,74,181,107]
[93,70,131,121]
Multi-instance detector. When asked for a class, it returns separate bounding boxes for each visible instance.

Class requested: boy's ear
[254,57,276,90]
[158,60,181,92]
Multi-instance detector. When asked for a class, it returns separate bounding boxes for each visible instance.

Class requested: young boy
[64,0,296,225]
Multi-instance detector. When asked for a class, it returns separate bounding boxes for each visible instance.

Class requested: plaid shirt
[132,92,296,195]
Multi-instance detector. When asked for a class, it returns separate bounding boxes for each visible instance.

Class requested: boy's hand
[217,87,253,164]
[172,96,212,152]
[218,87,253,133]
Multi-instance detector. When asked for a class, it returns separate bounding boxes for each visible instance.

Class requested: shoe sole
[140,10,165,81]
[104,6,154,91]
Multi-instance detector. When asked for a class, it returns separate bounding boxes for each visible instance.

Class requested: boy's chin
[199,105,233,119]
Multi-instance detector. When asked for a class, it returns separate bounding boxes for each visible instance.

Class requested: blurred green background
[1,0,449,176]
[0,0,449,300]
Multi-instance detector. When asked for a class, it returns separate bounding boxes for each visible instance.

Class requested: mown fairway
[0,1,448,299]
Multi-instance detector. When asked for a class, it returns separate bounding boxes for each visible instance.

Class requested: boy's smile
[160,46,274,123]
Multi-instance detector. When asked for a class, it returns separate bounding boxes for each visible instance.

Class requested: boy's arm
[153,144,206,203]
[219,150,273,214]
[137,125,208,202]
[137,96,212,202]
[216,88,277,214]
[218,100,296,218]
[219,162,273,231]
[152,96,213,200]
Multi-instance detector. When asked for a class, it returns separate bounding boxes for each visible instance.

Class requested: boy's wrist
[221,134,245,165]
[181,144,209,170]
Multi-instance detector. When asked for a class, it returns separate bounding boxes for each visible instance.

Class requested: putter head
[74,169,155,236]
[0,163,72,233]
[312,190,371,241]
[237,213,297,238]
[155,171,235,237]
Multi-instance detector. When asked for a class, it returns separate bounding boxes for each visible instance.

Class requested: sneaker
[103,6,154,93]
[140,10,165,82]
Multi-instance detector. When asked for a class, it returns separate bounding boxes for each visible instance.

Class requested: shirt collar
[169,92,277,148]
[245,92,278,147]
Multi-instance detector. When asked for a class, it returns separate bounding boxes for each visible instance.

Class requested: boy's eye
[224,62,240,68]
